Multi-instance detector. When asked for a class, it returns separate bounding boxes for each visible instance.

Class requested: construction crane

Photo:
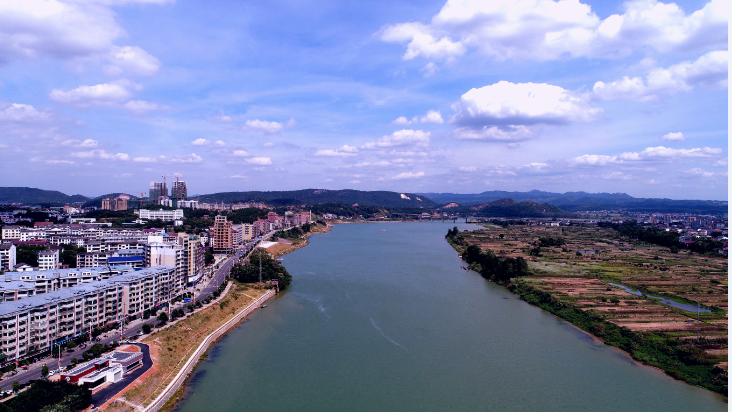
[122,191,146,209]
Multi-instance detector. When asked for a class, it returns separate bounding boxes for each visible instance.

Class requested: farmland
[450,223,728,394]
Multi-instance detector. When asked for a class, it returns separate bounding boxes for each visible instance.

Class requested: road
[0,230,277,392]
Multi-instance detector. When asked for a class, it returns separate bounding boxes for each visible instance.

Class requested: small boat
[261,304,267,308]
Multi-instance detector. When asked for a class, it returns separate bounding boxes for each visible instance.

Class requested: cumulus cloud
[170,153,204,163]
[232,150,250,157]
[593,50,728,101]
[458,166,477,172]
[243,118,295,134]
[245,157,272,165]
[61,138,99,147]
[50,81,134,108]
[314,145,359,157]
[362,129,430,149]
[391,171,425,180]
[0,0,166,71]
[661,132,685,141]
[191,138,209,146]
[379,0,727,61]
[684,168,714,178]
[46,159,75,165]
[71,149,130,161]
[451,81,601,128]
[0,103,48,122]
[215,140,226,146]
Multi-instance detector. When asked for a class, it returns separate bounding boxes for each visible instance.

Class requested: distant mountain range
[0,187,89,205]
[463,198,568,217]
[419,190,728,214]
[194,189,437,208]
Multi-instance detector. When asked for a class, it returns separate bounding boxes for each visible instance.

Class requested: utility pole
[697,302,700,342]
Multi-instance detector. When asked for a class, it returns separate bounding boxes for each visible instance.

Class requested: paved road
[90,343,152,408]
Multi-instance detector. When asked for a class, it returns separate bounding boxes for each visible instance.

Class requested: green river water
[175,222,726,411]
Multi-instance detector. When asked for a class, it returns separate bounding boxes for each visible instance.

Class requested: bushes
[4,380,91,412]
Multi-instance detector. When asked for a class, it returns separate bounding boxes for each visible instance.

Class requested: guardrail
[142,288,276,412]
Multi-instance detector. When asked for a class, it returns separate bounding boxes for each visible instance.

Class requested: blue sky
[0,0,727,200]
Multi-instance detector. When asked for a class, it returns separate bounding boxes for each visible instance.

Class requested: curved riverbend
[175,222,726,412]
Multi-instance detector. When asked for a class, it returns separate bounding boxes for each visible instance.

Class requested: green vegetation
[2,380,91,412]
[0,187,89,205]
[600,220,725,255]
[446,227,530,282]
[59,244,86,268]
[510,280,727,395]
[194,189,437,208]
[231,251,292,288]
[16,244,46,267]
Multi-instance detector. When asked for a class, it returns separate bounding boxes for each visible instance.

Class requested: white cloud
[570,146,723,166]
[170,153,204,163]
[105,45,161,76]
[593,50,728,101]
[232,150,250,157]
[0,0,166,72]
[349,180,361,184]
[420,62,439,77]
[191,138,210,146]
[243,118,295,134]
[71,149,130,161]
[49,81,133,108]
[451,81,601,128]
[393,116,411,125]
[452,125,533,142]
[262,142,275,147]
[123,100,162,115]
[458,166,477,172]
[602,171,633,180]
[230,175,248,179]
[0,103,48,122]
[362,129,430,149]
[132,156,157,162]
[661,132,685,141]
[246,157,272,165]
[420,110,444,124]
[392,110,444,125]
[79,139,98,147]
[46,159,75,165]
[215,140,226,146]
[314,145,359,157]
[684,168,714,178]
[391,171,425,180]
[379,0,727,61]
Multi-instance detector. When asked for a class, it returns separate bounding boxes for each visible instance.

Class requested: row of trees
[446,227,530,283]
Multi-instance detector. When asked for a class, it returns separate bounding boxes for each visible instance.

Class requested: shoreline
[447,239,728,398]
[122,224,331,412]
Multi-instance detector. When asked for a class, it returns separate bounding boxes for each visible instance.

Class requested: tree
[70,358,78,365]
[16,244,47,267]
[42,365,49,378]
[11,381,19,393]
[230,251,292,288]
[142,323,152,334]
[205,249,215,265]
[157,311,169,323]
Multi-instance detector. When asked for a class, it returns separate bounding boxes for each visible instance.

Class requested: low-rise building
[136,209,184,221]
[37,249,59,270]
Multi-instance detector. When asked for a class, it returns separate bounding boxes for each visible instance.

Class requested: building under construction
[149,181,168,204]
[101,195,128,211]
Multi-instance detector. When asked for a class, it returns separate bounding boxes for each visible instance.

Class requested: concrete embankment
[142,288,277,412]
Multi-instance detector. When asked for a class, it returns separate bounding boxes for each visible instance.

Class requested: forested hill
[421,190,727,214]
[194,189,437,208]
[0,187,89,205]
[449,198,570,217]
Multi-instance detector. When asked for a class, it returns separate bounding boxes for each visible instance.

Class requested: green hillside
[0,187,89,205]
[194,189,436,208]
[446,198,570,217]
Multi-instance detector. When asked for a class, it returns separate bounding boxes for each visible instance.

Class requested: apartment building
[37,249,59,271]
[1,226,22,240]
[212,215,232,253]
[0,266,134,302]
[174,233,203,284]
[0,244,15,272]
[241,223,256,241]
[145,238,186,291]
[0,266,176,362]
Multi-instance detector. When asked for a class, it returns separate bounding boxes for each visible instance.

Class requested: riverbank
[100,285,273,412]
[445,229,728,397]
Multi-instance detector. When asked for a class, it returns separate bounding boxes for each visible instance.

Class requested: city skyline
[0,0,727,200]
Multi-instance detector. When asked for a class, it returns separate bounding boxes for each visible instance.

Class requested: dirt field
[464,223,728,364]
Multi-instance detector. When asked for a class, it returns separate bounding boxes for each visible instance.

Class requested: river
[175,222,726,411]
